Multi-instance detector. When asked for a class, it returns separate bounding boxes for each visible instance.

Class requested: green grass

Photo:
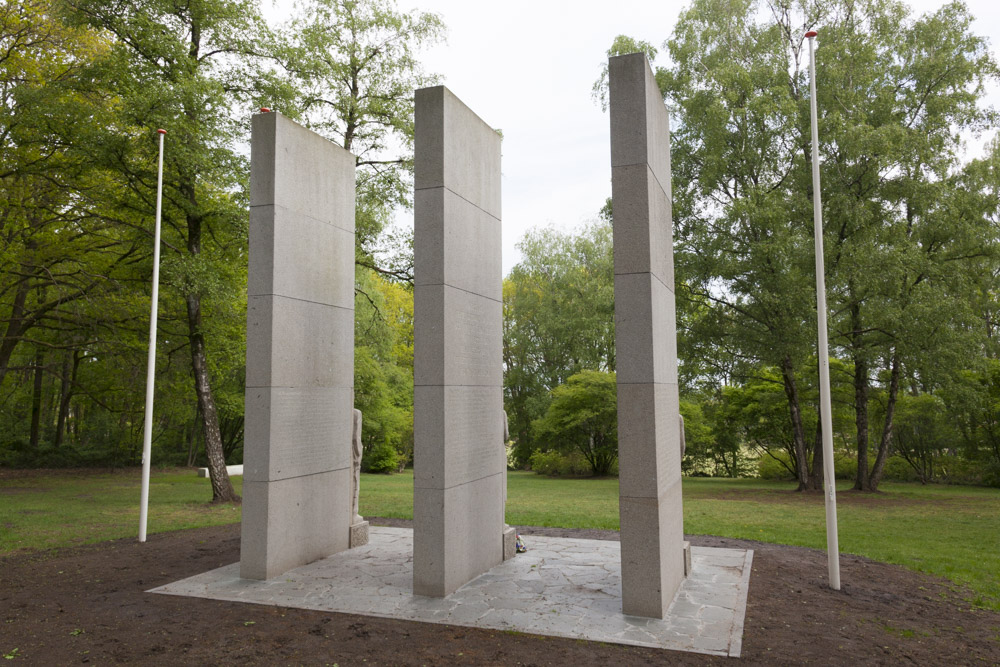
[0,469,243,553]
[2,468,999,610]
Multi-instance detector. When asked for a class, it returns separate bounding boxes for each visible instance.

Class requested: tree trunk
[868,352,901,490]
[186,292,239,502]
[29,348,44,448]
[182,177,238,501]
[807,409,824,490]
[0,279,31,390]
[780,355,810,490]
[186,406,200,467]
[853,351,871,490]
[54,350,79,449]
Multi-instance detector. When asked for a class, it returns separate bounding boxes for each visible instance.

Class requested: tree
[275,0,444,268]
[354,267,413,469]
[810,0,997,490]
[503,220,615,465]
[532,370,618,476]
[0,0,118,392]
[605,0,999,491]
[61,0,286,501]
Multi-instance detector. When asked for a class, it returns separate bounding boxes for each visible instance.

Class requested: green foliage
[362,442,399,474]
[532,371,618,476]
[504,221,614,466]
[354,268,414,466]
[0,0,431,481]
[615,0,1000,491]
[274,0,444,259]
[527,450,597,477]
[759,449,923,483]
[757,450,795,481]
[591,34,660,110]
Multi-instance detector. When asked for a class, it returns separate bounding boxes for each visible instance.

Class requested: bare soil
[1,518,998,665]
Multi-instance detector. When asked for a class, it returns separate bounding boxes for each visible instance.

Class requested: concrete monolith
[609,53,686,618]
[240,111,356,580]
[413,86,504,597]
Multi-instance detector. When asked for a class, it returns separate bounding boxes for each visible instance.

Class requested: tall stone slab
[413,86,504,597]
[609,53,685,618]
[240,111,356,581]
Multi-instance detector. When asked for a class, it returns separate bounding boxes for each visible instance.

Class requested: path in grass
[2,468,998,610]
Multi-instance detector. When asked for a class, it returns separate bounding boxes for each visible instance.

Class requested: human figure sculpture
[502,409,509,523]
[679,413,686,459]
[352,408,363,525]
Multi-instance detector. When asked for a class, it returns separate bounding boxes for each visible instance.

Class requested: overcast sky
[263,1,999,275]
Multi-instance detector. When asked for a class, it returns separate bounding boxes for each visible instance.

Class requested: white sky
[263,0,1000,276]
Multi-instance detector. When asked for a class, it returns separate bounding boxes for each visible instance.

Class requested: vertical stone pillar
[240,111,356,581]
[609,54,685,618]
[413,86,504,597]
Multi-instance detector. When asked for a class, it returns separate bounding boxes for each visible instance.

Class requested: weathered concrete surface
[241,111,356,581]
[610,53,685,618]
[413,86,504,597]
[153,527,753,658]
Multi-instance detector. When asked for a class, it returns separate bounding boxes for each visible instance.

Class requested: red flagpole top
[805,30,818,38]
[156,129,167,135]
[260,107,271,113]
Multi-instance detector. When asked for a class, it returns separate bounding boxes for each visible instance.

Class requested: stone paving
[151,527,753,657]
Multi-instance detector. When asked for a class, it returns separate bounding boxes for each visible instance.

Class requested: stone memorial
[412,85,505,597]
[240,111,357,581]
[609,53,687,618]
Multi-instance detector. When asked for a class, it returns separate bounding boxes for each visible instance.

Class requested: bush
[757,451,795,480]
[363,442,399,474]
[758,450,859,481]
[982,462,1000,488]
[881,456,919,482]
[834,453,856,480]
[528,450,596,477]
[937,454,982,485]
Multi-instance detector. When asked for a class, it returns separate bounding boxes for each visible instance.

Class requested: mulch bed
[1,518,998,665]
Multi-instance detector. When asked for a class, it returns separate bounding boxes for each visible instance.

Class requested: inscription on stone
[241,111,356,580]
[445,387,502,485]
[447,290,501,385]
[413,86,504,597]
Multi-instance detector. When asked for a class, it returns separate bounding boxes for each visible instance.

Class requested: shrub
[983,462,1000,488]
[834,453,856,480]
[881,456,919,482]
[757,451,795,480]
[363,442,399,474]
[529,450,564,476]
[528,450,596,477]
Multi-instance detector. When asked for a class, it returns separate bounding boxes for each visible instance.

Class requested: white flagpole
[806,31,841,590]
[139,128,167,543]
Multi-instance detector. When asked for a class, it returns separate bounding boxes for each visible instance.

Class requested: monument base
[502,526,516,561]
[350,521,370,548]
[683,540,692,576]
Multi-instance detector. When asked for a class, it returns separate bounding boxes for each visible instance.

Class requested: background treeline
[506,0,1000,491]
[0,0,432,499]
[3,0,999,493]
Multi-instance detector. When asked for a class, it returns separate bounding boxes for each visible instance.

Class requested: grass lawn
[2,468,998,610]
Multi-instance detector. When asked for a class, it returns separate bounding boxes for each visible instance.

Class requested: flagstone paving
[151,527,752,657]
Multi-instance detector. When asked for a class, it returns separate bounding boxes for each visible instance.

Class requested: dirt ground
[1,518,998,666]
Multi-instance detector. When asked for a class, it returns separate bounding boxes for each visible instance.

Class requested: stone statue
[502,409,509,518]
[501,408,517,559]
[352,408,363,525]
[679,413,686,458]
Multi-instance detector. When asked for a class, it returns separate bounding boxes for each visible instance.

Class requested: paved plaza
[152,527,752,658]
